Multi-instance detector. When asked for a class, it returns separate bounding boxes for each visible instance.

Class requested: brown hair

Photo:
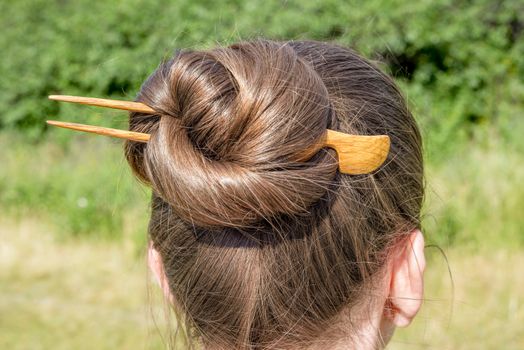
[125,39,423,349]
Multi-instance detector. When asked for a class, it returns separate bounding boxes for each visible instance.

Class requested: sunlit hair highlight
[125,39,423,349]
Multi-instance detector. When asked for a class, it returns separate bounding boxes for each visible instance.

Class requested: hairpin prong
[49,95,156,114]
[46,120,150,143]
[47,95,390,174]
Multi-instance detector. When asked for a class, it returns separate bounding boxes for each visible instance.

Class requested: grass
[0,217,166,350]
[390,248,524,350]
[0,131,151,244]
[423,136,524,250]
[1,124,523,348]
[1,0,522,347]
[1,217,522,349]
[2,122,523,250]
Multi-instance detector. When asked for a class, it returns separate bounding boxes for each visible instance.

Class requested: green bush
[1,0,522,157]
[1,0,523,245]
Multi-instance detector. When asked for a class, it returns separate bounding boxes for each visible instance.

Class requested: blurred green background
[1,0,523,349]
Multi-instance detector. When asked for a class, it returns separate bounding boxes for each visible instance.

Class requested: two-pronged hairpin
[46,95,390,175]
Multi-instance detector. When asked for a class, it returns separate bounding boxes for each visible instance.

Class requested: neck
[203,300,393,350]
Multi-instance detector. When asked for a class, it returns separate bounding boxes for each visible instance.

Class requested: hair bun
[126,40,339,229]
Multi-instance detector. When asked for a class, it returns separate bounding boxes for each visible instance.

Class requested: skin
[148,230,426,349]
[378,229,426,347]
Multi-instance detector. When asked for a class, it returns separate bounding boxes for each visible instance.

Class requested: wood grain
[47,95,391,174]
[48,95,155,114]
[46,121,150,143]
[324,130,390,174]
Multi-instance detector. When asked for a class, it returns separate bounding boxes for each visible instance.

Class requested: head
[125,39,425,349]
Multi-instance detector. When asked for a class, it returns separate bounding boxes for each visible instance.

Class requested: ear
[385,229,426,327]
[147,242,174,303]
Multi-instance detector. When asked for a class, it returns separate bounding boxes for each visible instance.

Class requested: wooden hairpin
[47,95,390,175]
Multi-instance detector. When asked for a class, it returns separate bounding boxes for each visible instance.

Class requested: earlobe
[386,229,426,327]
[147,242,174,303]
[147,242,162,287]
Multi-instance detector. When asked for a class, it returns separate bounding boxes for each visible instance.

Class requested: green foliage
[1,4,523,347]
[0,132,149,240]
[1,0,523,156]
[423,132,524,250]
[1,0,523,245]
